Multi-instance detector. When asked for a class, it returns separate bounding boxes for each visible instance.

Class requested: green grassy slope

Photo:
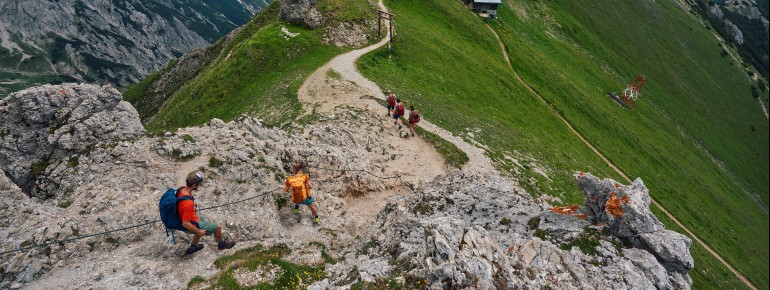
[492,1,768,288]
[124,1,376,132]
[358,0,768,288]
[358,0,623,204]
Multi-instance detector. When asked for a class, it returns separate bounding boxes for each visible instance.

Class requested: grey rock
[572,173,693,289]
[323,22,372,48]
[279,0,325,28]
[0,83,145,197]
[639,231,694,273]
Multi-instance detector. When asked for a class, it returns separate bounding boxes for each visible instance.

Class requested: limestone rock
[279,0,325,29]
[0,83,145,197]
[573,172,694,289]
[323,22,372,48]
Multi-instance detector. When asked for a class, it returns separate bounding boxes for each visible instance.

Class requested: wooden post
[377,10,395,43]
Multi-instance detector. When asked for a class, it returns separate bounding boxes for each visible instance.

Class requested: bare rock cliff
[0,83,145,197]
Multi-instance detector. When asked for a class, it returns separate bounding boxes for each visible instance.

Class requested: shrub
[208,155,223,167]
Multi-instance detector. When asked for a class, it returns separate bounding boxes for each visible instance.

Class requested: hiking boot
[185,243,204,255]
[313,216,320,224]
[218,240,236,250]
[398,124,402,130]
[293,204,300,214]
[411,133,415,137]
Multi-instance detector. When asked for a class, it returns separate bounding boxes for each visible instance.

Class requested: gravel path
[298,1,495,176]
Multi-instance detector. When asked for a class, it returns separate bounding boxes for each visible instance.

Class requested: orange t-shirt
[176,188,199,223]
[285,173,310,203]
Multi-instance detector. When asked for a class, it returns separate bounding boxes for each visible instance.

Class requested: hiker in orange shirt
[178,172,236,255]
[285,162,320,223]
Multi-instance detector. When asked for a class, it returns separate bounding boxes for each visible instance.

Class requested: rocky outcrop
[575,173,694,277]
[0,86,694,289]
[724,19,745,45]
[279,0,326,28]
[528,173,694,289]
[323,22,372,48]
[331,171,694,289]
[0,83,144,197]
[0,103,441,289]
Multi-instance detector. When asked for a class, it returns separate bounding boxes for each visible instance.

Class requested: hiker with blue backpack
[160,172,236,255]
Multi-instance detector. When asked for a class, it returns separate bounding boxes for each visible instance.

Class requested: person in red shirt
[385,90,397,117]
[407,105,421,137]
[178,172,236,255]
[393,98,405,129]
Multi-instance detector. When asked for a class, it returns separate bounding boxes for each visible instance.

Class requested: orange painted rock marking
[605,192,624,218]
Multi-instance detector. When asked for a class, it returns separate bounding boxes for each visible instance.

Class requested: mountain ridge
[0,0,270,96]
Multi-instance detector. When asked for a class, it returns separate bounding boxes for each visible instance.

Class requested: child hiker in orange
[285,162,319,223]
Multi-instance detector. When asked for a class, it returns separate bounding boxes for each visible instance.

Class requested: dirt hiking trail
[298,2,494,177]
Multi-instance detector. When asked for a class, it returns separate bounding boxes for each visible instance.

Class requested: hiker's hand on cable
[197,229,206,236]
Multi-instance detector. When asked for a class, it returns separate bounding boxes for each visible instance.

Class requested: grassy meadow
[357,0,769,288]
[125,0,376,132]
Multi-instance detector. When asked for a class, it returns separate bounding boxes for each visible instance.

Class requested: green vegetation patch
[136,0,376,133]
[491,0,768,287]
[415,126,468,169]
[198,244,325,289]
[317,0,376,25]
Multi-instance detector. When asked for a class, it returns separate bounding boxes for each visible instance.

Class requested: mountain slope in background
[0,0,270,96]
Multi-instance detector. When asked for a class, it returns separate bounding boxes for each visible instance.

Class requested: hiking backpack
[410,111,420,124]
[287,174,309,203]
[159,187,194,244]
[387,95,396,106]
[395,103,405,115]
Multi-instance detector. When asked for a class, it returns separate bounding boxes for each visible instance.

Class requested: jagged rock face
[323,22,372,48]
[574,173,694,277]
[369,173,537,289]
[279,0,326,28]
[0,87,695,288]
[0,0,269,96]
[0,83,145,197]
[528,173,694,289]
[342,171,694,289]
[0,105,444,289]
[724,20,745,45]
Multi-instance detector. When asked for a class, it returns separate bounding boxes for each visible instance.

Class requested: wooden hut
[469,0,501,18]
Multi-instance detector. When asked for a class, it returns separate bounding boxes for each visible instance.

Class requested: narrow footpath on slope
[484,24,758,290]
[298,2,495,176]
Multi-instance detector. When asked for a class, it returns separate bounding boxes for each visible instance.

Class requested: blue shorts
[393,114,402,119]
[296,196,314,205]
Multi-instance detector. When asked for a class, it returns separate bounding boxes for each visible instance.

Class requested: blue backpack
[159,187,194,244]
